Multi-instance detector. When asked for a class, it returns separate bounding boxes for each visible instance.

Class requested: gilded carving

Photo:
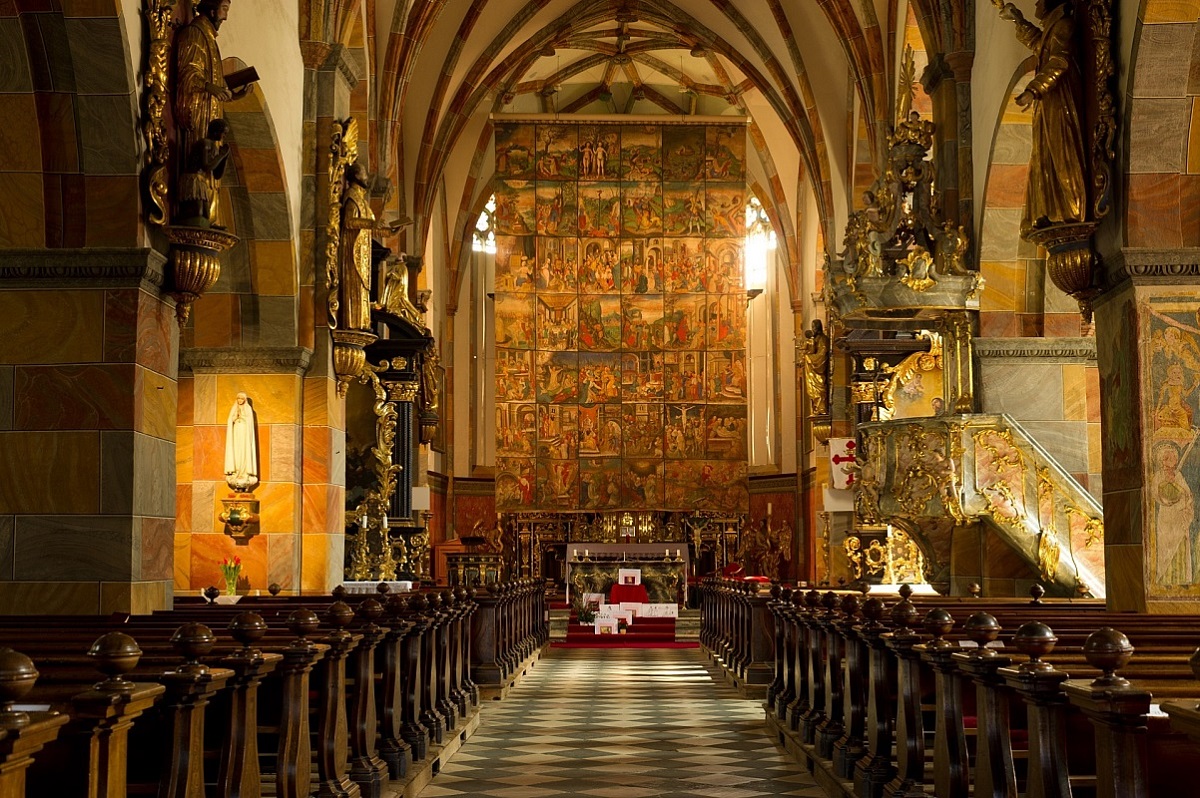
[346,362,405,582]
[142,0,173,226]
[824,45,977,322]
[972,428,1027,528]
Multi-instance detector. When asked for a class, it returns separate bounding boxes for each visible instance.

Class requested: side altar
[566,544,688,604]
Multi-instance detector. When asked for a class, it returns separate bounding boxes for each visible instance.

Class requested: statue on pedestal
[803,319,830,417]
[224,392,258,492]
[338,162,375,332]
[996,0,1087,233]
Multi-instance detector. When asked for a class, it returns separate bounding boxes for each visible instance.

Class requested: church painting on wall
[493,119,750,514]
[1144,293,1200,596]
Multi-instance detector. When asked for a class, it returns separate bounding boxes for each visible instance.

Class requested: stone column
[0,249,177,613]
[1095,250,1200,612]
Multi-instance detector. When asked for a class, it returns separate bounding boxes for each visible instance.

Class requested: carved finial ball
[203,585,221,603]
[963,612,1001,648]
[427,592,442,609]
[770,584,782,600]
[170,622,216,665]
[805,589,822,609]
[442,590,456,606]
[358,598,385,622]
[862,597,886,622]
[968,583,982,598]
[332,585,348,601]
[891,597,920,630]
[0,648,38,699]
[326,601,354,628]
[780,587,793,602]
[840,593,861,617]
[1029,584,1046,603]
[385,593,408,617]
[228,612,267,647]
[87,632,142,680]
[377,582,392,595]
[898,583,914,599]
[1083,627,1133,683]
[287,607,321,639]
[1013,621,1058,661]
[268,582,282,596]
[924,608,954,639]
[822,590,839,611]
[409,593,429,611]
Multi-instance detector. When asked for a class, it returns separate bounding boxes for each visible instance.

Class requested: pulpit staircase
[855,413,1105,597]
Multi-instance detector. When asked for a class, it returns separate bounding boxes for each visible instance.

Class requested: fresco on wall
[494,120,749,513]
[1144,294,1200,595]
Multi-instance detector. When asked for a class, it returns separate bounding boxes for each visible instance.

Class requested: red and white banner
[828,437,858,490]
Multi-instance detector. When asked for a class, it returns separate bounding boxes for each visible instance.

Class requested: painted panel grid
[493,121,749,513]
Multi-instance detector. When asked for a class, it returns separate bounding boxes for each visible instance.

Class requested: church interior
[1,0,1200,795]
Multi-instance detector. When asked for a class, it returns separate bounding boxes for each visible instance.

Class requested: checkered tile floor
[417,649,826,798]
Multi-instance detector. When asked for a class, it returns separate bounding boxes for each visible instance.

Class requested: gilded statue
[175,0,248,168]
[803,319,830,417]
[421,347,441,413]
[376,255,425,327]
[996,0,1087,232]
[338,162,376,331]
[177,118,229,228]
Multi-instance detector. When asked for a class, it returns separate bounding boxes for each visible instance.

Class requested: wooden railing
[698,577,1200,798]
[0,577,548,798]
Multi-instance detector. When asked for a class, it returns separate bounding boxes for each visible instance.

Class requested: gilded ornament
[898,248,937,292]
[326,117,361,330]
[1037,529,1061,583]
[142,0,173,226]
[346,364,405,582]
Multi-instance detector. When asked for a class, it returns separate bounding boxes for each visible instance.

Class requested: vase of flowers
[220,556,242,596]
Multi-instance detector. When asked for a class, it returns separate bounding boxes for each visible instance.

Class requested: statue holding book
[174,0,257,224]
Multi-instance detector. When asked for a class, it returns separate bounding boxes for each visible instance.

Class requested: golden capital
[387,380,420,402]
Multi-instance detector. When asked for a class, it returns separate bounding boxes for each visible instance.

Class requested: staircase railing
[855,413,1105,597]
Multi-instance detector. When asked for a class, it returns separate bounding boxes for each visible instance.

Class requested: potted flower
[572,596,596,625]
[219,556,242,596]
[617,618,628,635]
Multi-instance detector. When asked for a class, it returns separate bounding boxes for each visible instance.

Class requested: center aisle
[416,648,827,798]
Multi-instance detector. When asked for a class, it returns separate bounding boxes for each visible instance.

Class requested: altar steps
[553,615,699,649]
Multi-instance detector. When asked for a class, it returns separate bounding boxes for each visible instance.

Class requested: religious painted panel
[1142,292,1200,595]
[494,123,535,179]
[494,119,747,512]
[619,124,661,181]
[493,179,535,235]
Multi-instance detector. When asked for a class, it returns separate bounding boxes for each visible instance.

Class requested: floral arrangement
[572,596,596,625]
[219,556,242,595]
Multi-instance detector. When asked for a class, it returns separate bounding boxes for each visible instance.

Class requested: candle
[573,548,577,558]
[584,549,588,557]
[665,548,670,556]
[382,514,389,528]
[675,549,680,559]
[767,502,773,516]
[359,511,368,529]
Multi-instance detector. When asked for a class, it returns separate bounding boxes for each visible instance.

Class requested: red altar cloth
[609,583,650,604]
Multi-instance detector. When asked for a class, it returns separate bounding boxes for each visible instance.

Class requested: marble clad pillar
[0,249,177,614]
[1095,249,1200,613]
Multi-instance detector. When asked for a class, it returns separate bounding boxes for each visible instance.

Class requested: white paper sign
[595,618,618,634]
[617,568,642,585]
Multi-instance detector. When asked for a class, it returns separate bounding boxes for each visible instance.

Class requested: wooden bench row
[0,577,549,798]
[697,578,1200,798]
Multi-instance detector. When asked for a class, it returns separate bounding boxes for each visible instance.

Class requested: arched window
[744,195,776,290]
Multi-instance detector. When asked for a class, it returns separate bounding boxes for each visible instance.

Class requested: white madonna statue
[224,392,259,492]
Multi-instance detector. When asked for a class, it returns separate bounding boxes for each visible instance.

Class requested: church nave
[417,649,823,798]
